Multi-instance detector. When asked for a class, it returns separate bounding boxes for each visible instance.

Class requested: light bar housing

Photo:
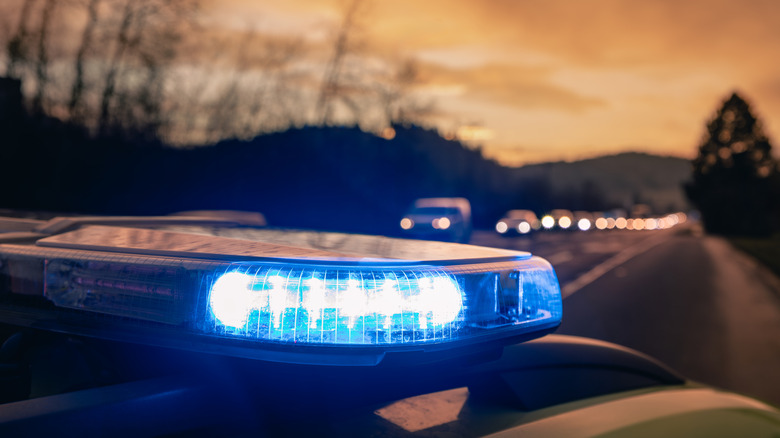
[0,224,562,366]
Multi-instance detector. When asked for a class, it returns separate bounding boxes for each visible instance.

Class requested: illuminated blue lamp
[202,258,562,347]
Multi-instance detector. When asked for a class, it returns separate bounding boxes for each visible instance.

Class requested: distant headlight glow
[400,218,414,230]
[432,217,451,230]
[518,222,531,234]
[541,215,555,229]
[496,221,508,234]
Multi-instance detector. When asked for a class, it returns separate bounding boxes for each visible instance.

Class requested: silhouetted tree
[68,0,101,123]
[185,30,304,144]
[312,0,432,133]
[3,0,35,79]
[686,92,779,236]
[315,0,366,126]
[1,0,433,145]
[97,0,194,139]
[376,59,436,127]
[31,0,55,115]
[0,0,194,139]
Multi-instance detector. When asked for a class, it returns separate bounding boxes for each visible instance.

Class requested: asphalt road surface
[471,225,780,407]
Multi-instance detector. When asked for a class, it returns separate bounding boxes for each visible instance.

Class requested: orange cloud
[422,62,604,112]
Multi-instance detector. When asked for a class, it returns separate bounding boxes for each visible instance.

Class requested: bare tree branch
[68,0,101,122]
[98,0,134,135]
[315,0,366,126]
[5,0,37,78]
[31,0,56,115]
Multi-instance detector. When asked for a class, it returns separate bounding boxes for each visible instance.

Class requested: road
[471,225,780,407]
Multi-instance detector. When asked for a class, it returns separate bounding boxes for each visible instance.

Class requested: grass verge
[730,234,780,278]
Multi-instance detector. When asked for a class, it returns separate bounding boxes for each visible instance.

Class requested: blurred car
[540,209,575,231]
[495,209,539,236]
[399,197,472,243]
[0,214,778,437]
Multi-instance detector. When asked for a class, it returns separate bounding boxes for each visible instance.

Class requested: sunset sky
[201,0,780,166]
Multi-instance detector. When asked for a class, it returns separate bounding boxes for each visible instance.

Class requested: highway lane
[472,226,780,406]
[471,227,663,287]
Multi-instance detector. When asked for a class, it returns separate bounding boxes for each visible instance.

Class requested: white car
[496,209,540,235]
[400,197,472,243]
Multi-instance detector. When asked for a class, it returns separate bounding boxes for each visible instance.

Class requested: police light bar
[0,224,562,365]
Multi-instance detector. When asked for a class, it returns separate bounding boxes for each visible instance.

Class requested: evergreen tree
[686,92,779,236]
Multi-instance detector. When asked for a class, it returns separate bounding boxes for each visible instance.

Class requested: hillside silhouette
[516,153,692,214]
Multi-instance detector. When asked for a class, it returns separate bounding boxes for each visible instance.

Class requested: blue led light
[204,257,562,347]
[209,271,255,328]
[207,268,465,344]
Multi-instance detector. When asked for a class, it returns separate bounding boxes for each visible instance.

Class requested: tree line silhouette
[0,75,625,234]
[3,74,778,236]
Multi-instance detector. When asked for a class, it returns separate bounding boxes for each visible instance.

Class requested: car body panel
[485,387,780,438]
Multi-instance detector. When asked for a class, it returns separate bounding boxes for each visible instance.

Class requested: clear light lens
[208,271,464,330]
[207,267,463,344]
[44,257,195,324]
[203,258,561,346]
[209,272,258,328]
